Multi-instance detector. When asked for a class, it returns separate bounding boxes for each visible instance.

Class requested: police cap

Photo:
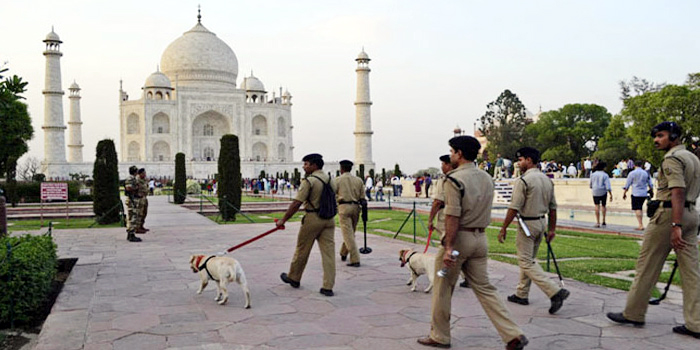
[650,121,682,141]
[448,136,480,161]
[339,159,354,167]
[515,147,540,163]
[302,153,324,168]
[439,154,451,163]
[129,165,138,175]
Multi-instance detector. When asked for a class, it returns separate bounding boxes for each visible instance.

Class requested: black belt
[520,215,545,221]
[461,228,485,233]
[662,201,695,209]
[339,200,360,205]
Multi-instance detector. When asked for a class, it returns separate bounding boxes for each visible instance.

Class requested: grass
[207,211,305,224]
[187,194,282,204]
[7,218,122,232]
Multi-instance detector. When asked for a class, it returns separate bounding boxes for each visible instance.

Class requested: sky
[2,0,700,174]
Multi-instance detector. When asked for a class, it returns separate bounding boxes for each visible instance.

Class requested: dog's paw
[406,281,412,286]
[196,290,203,295]
[423,288,432,293]
[218,297,228,305]
[244,304,251,309]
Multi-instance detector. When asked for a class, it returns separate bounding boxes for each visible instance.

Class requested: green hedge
[0,181,82,203]
[0,234,57,326]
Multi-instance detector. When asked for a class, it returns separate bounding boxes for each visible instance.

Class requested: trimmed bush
[0,181,82,203]
[174,153,186,204]
[93,140,121,224]
[186,179,201,194]
[0,234,57,326]
[218,135,241,221]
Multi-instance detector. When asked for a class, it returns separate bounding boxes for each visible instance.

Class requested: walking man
[278,153,336,297]
[334,160,365,267]
[590,162,613,228]
[498,147,570,314]
[584,157,593,178]
[622,160,653,230]
[365,175,373,201]
[607,122,700,339]
[124,166,142,242]
[418,136,528,350]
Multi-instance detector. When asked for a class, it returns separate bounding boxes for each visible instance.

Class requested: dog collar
[400,251,417,268]
[196,256,219,282]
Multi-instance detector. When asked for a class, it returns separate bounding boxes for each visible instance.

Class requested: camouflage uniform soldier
[608,122,700,339]
[135,168,149,233]
[124,166,142,242]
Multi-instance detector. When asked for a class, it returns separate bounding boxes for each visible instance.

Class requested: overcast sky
[2,0,699,173]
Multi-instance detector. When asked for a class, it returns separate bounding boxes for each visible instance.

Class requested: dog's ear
[189,255,196,265]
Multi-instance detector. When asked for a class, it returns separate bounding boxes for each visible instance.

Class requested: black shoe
[672,325,700,339]
[319,288,334,297]
[507,294,529,305]
[549,288,570,314]
[340,254,347,262]
[459,280,470,288]
[506,335,528,350]
[347,262,360,267]
[280,273,300,288]
[602,222,606,227]
[606,312,645,326]
[127,232,142,242]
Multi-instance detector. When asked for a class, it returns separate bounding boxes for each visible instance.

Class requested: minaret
[67,81,83,162]
[354,48,374,171]
[42,28,67,172]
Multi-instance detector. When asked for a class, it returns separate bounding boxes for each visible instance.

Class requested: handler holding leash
[334,160,365,267]
[418,136,527,350]
[499,147,570,314]
[277,153,336,297]
[607,122,700,339]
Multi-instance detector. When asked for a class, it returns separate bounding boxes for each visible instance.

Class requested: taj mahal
[40,11,375,179]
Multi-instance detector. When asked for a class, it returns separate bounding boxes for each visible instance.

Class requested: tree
[92,140,121,224]
[17,156,40,181]
[369,169,375,181]
[619,76,665,100]
[381,168,386,184]
[358,164,365,179]
[0,66,34,177]
[5,156,18,207]
[174,153,186,204]
[218,135,241,221]
[594,115,637,172]
[479,89,529,159]
[393,163,402,178]
[621,81,700,165]
[526,104,612,164]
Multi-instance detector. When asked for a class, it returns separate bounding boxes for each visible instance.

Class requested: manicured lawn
[188,194,282,204]
[207,211,304,224]
[7,218,122,232]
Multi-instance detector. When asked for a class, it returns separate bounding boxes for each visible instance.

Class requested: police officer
[277,153,336,297]
[607,122,700,339]
[124,166,142,242]
[334,160,365,267]
[498,147,569,314]
[418,136,528,350]
[136,168,149,233]
[428,155,468,288]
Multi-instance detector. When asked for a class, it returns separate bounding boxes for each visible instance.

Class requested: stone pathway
[32,196,700,350]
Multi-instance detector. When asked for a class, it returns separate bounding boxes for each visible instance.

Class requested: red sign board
[41,182,68,201]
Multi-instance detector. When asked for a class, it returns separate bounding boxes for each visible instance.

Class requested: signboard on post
[40,182,69,226]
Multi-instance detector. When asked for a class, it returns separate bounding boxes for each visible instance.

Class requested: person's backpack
[308,175,337,219]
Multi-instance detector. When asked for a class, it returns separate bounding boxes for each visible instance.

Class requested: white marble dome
[160,22,238,88]
[44,30,61,42]
[144,70,172,89]
[242,74,265,92]
[69,81,80,90]
[356,50,370,60]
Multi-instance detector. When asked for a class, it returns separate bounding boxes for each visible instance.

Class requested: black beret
[129,165,138,174]
[138,168,146,174]
[515,147,540,162]
[439,155,451,163]
[302,153,323,162]
[339,159,354,167]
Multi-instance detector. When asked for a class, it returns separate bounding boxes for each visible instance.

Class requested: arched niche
[192,110,230,160]
[152,141,171,162]
[253,142,268,161]
[252,115,267,136]
[278,143,286,161]
[152,112,170,134]
[128,141,140,161]
[127,113,140,134]
[277,117,286,137]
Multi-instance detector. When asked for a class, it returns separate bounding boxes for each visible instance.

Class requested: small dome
[283,89,291,97]
[144,71,172,89]
[356,49,370,61]
[44,29,61,43]
[69,81,80,90]
[242,74,265,92]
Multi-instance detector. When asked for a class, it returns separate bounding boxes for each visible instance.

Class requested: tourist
[499,147,570,315]
[365,175,373,201]
[418,136,528,350]
[375,178,384,201]
[424,173,432,198]
[590,162,612,227]
[622,160,653,230]
[566,163,577,178]
[607,121,700,340]
[584,157,593,178]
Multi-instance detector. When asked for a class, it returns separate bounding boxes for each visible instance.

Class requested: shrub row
[0,181,85,203]
[0,234,57,326]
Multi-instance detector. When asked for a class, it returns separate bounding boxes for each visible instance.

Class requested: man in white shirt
[566,163,577,178]
[365,176,373,201]
[584,158,592,178]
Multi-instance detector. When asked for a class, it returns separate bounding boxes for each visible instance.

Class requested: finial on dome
[157,64,160,72]
[197,4,201,23]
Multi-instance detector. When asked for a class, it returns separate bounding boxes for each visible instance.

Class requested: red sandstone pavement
[30,196,700,350]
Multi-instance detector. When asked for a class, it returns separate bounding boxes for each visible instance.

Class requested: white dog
[399,248,436,293]
[189,254,251,308]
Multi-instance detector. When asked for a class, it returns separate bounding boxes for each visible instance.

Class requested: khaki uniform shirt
[509,167,557,217]
[333,172,364,203]
[444,163,493,229]
[432,178,446,231]
[296,170,331,211]
[656,145,700,203]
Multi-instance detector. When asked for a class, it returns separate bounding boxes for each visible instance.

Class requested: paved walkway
[32,196,699,350]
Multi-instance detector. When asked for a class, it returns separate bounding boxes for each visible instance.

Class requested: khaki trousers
[288,213,336,290]
[623,207,700,332]
[430,230,523,344]
[338,204,361,264]
[514,219,561,299]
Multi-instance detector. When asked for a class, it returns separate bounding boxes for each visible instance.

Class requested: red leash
[424,227,434,253]
[222,219,285,254]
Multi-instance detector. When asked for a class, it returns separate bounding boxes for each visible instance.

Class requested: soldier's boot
[135,227,148,234]
[140,226,150,231]
[127,231,142,242]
